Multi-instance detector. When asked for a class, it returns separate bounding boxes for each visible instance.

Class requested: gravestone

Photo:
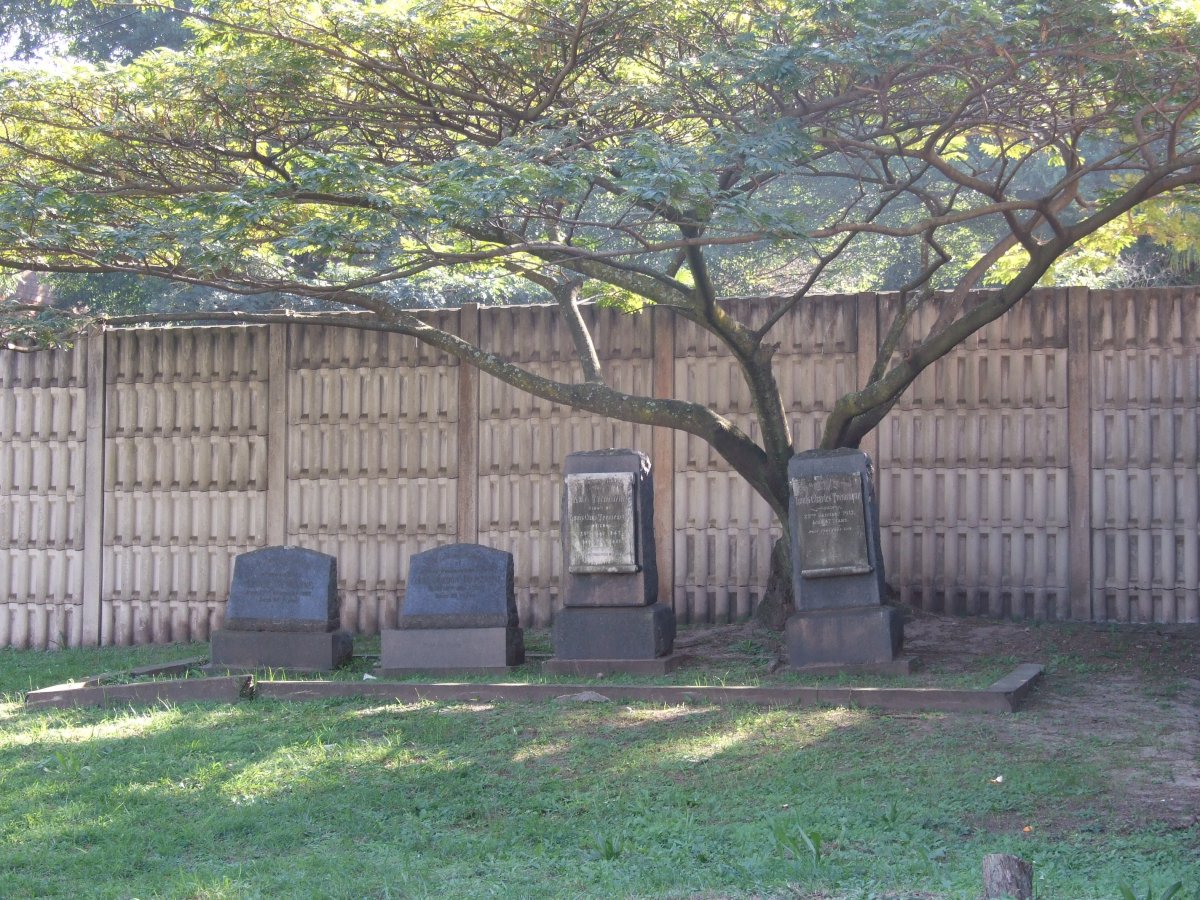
[380,543,524,673]
[784,449,904,670]
[546,449,679,674]
[209,546,352,673]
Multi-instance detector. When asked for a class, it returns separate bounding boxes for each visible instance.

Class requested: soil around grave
[676,609,1200,833]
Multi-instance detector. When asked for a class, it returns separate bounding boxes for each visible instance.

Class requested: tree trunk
[753,537,794,631]
[982,853,1034,900]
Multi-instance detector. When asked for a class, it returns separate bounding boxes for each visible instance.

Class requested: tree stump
[982,853,1034,899]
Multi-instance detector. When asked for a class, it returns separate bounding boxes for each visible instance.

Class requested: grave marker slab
[382,543,524,672]
[224,546,340,633]
[791,472,872,578]
[566,472,639,574]
[785,449,903,668]
[548,449,677,671]
[561,449,657,608]
[209,545,352,673]
[400,544,518,629]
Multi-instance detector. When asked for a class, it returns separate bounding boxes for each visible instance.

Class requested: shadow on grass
[4,687,1196,900]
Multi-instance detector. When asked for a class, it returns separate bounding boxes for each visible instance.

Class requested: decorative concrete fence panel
[1,287,1197,647]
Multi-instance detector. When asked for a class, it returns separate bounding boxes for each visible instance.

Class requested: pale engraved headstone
[790,472,872,577]
[565,472,639,574]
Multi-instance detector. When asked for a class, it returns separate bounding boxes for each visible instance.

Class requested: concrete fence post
[81,326,107,646]
[652,305,676,615]
[457,303,480,544]
[1067,285,1094,620]
[266,323,290,548]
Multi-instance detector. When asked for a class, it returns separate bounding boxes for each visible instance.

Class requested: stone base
[782,656,918,676]
[542,654,684,676]
[379,626,524,673]
[785,605,903,668]
[208,629,353,673]
[552,602,675,660]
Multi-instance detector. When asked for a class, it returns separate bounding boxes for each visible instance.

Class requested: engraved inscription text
[791,472,872,577]
[566,472,639,574]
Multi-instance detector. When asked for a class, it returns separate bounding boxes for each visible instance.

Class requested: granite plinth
[561,450,658,608]
[224,546,340,633]
[784,605,903,668]
[542,654,684,676]
[380,626,525,672]
[552,602,675,660]
[209,629,353,672]
[400,544,517,629]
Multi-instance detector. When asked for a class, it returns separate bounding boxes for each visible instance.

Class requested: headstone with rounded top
[380,543,524,672]
[209,545,352,673]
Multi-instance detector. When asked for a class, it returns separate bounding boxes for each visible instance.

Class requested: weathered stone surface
[224,546,340,632]
[25,676,251,711]
[791,472,871,577]
[379,626,525,672]
[542,654,684,676]
[566,472,639,573]
[209,629,353,672]
[561,449,657,608]
[551,603,676,659]
[787,449,886,611]
[784,605,903,667]
[399,543,517,629]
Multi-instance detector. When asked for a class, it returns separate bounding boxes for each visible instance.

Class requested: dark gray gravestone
[561,449,658,608]
[224,546,339,633]
[547,449,676,671]
[785,449,902,668]
[209,546,352,673]
[788,450,886,610]
[380,543,524,672]
[399,544,518,629]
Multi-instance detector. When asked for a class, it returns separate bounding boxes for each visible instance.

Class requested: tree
[2,0,1199,622]
[0,0,191,63]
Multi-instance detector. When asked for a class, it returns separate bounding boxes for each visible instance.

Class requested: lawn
[0,619,1196,899]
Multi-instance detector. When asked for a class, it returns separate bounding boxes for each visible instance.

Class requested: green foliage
[2,0,1197,316]
[1,0,1200,501]
[769,815,824,869]
[1118,880,1190,900]
[0,0,191,63]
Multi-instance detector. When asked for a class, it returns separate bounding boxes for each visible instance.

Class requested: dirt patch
[904,612,1200,830]
[674,611,1200,832]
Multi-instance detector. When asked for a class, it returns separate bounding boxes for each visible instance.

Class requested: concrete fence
[2,286,1197,648]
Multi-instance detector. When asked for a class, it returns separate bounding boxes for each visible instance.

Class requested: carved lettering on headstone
[790,472,872,578]
[566,472,639,574]
[224,546,339,632]
[400,544,517,628]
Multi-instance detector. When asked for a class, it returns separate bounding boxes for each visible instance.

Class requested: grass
[0,639,1196,898]
[5,631,1015,692]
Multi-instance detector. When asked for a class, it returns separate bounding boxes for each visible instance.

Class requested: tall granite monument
[380,543,525,673]
[784,448,904,670]
[546,449,678,674]
[209,546,353,672]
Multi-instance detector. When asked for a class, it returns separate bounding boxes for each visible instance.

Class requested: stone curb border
[24,661,1044,714]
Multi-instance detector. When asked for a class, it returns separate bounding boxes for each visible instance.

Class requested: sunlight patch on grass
[3,705,182,750]
[512,738,573,764]
[351,699,441,717]
[437,702,496,713]
[616,704,714,723]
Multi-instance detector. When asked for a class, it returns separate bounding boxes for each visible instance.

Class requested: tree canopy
[2,0,1199,614]
[0,0,191,63]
